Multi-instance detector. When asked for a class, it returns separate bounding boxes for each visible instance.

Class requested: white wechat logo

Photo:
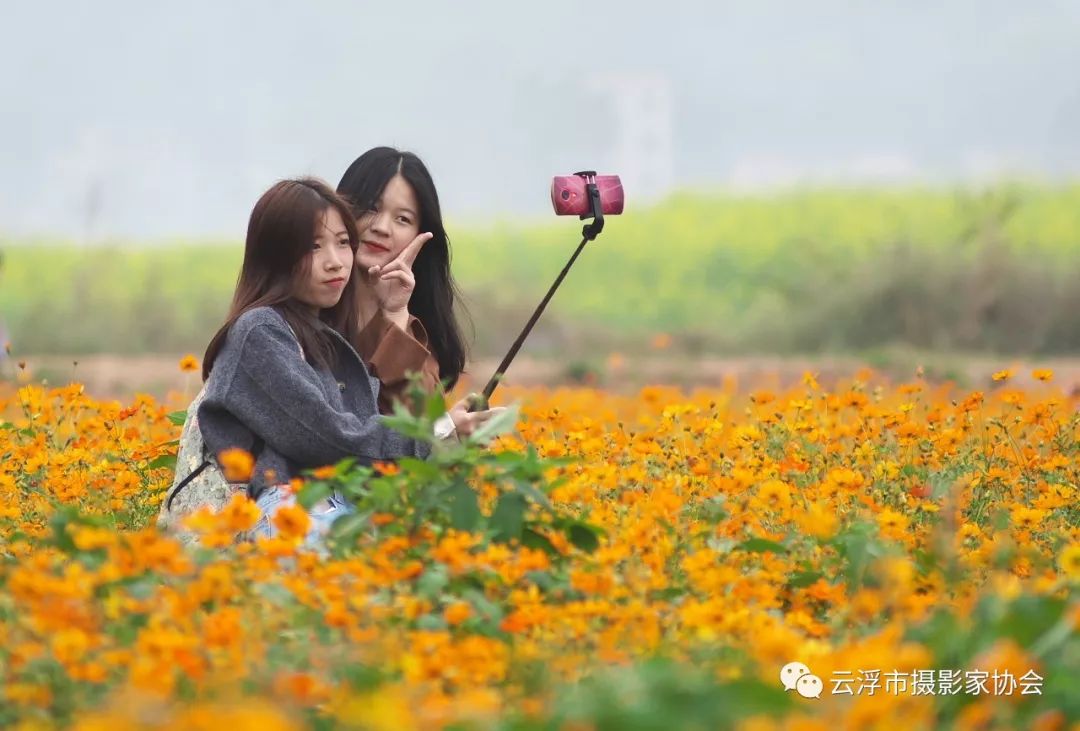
[796,673,824,699]
[780,661,811,691]
[780,661,822,699]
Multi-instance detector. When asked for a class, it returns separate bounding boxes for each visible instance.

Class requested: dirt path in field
[7,352,1080,403]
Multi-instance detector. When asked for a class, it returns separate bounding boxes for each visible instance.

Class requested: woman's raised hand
[446,394,508,441]
[365,232,434,314]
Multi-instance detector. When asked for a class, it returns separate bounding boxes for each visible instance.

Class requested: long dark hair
[337,147,469,390]
[202,178,361,381]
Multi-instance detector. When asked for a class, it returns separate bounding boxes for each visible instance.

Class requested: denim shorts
[247,486,355,551]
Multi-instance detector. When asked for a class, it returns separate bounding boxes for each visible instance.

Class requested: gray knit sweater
[197,305,431,495]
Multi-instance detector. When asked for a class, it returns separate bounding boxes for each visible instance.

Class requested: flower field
[1,366,1078,730]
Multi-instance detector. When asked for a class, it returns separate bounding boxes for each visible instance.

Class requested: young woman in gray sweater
[162,177,503,544]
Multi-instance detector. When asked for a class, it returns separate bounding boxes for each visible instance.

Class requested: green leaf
[712,678,796,719]
[340,664,385,692]
[448,481,481,532]
[424,388,448,422]
[512,478,553,511]
[468,402,521,445]
[737,537,788,554]
[380,413,438,442]
[397,457,442,482]
[787,570,824,588]
[524,570,556,591]
[567,522,600,553]
[417,564,449,599]
[296,481,332,510]
[255,582,295,605]
[326,512,371,547]
[490,492,526,543]
[997,595,1067,648]
[696,495,729,524]
[463,588,503,622]
[167,410,188,426]
[521,527,557,556]
[370,479,396,509]
[416,613,446,631]
[147,454,177,471]
[831,522,882,591]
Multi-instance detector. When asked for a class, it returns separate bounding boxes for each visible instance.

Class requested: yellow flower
[272,503,311,541]
[444,602,472,626]
[218,448,254,482]
[796,501,839,540]
[220,493,261,533]
[50,628,90,665]
[1060,543,1080,581]
[6,364,1080,727]
[992,369,1014,382]
[70,525,117,552]
[311,465,337,480]
[876,509,909,540]
[179,354,200,373]
[1032,368,1054,382]
[1011,506,1047,532]
[754,479,792,514]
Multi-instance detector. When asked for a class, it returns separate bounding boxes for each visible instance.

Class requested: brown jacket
[351,310,443,415]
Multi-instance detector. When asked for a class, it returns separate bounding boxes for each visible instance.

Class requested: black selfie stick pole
[468,172,605,412]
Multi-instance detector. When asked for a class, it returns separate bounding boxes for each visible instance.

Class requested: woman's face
[354,174,421,270]
[293,206,353,311]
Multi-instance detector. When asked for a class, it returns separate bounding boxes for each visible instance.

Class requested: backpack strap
[166,460,210,511]
[166,436,267,512]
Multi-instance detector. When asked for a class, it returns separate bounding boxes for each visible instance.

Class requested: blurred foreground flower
[218,448,254,482]
[179,354,200,373]
[650,333,672,350]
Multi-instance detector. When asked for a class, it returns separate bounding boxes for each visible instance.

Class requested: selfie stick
[467,171,605,412]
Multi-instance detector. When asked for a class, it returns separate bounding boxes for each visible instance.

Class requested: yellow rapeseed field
[0,363,1078,730]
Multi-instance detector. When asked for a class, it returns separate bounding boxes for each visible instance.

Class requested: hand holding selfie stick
[467,171,618,412]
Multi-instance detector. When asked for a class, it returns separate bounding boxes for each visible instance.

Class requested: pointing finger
[396,232,434,268]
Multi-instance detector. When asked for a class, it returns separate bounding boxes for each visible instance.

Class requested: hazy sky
[3,0,1080,240]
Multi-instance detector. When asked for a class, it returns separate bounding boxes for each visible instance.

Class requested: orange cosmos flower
[271,503,311,541]
[178,354,200,373]
[217,448,254,482]
[220,493,261,533]
[310,465,337,480]
[444,602,472,626]
[1058,543,1080,581]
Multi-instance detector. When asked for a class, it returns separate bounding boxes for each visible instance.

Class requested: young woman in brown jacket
[338,147,502,439]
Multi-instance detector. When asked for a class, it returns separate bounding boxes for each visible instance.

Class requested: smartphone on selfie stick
[466,171,625,412]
